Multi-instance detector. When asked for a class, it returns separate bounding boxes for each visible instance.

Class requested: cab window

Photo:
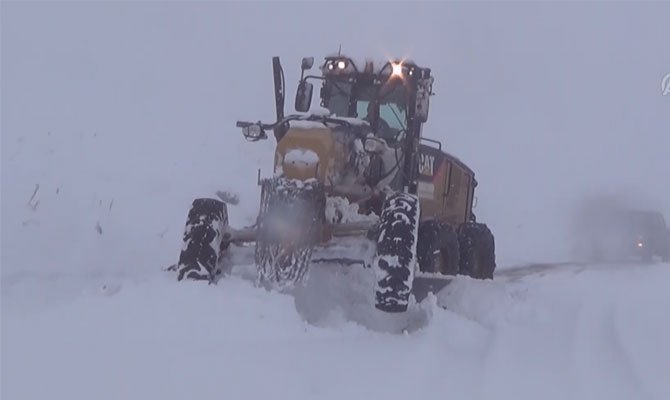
[380,102,406,131]
[325,81,353,116]
[355,101,406,130]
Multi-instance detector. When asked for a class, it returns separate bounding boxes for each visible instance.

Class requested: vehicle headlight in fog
[391,62,403,77]
[637,241,644,248]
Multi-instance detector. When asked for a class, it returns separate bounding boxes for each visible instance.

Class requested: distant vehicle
[581,209,670,263]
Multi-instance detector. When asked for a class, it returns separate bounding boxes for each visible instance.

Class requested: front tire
[372,192,420,313]
[177,198,228,282]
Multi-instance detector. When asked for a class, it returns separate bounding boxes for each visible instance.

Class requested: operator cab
[314,56,432,145]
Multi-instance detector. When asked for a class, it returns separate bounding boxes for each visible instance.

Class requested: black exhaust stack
[272,57,288,141]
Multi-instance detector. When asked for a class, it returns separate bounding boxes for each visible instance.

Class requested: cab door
[442,163,473,225]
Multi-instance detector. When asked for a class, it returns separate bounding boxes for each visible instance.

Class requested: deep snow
[3,3,670,400]
[4,259,670,400]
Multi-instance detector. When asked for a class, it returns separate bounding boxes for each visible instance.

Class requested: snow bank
[5,258,670,400]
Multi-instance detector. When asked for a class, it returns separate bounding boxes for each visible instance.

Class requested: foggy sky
[3,2,669,264]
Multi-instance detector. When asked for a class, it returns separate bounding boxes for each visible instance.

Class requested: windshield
[324,78,408,132]
[325,80,353,117]
[356,101,406,131]
[625,212,667,235]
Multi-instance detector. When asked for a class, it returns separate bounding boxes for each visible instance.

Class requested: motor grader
[176,55,495,312]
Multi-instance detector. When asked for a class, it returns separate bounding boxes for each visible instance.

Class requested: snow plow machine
[175,55,496,312]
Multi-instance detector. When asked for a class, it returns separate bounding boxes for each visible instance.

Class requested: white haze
[3,3,668,268]
[3,3,670,400]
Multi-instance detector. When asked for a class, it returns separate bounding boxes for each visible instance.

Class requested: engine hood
[274,126,336,182]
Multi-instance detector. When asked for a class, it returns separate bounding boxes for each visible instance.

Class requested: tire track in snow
[475,289,579,400]
[496,262,589,282]
[573,301,652,400]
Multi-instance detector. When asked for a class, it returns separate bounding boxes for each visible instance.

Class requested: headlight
[364,137,384,152]
[391,62,403,77]
[337,60,346,69]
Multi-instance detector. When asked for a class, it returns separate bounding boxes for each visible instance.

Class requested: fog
[3,2,669,266]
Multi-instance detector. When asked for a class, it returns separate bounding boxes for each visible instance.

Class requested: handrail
[420,137,442,151]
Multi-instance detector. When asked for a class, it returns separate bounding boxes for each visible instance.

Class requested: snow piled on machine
[284,148,320,164]
[325,196,378,224]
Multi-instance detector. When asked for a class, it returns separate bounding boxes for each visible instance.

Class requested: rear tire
[417,220,460,275]
[177,198,228,282]
[372,192,420,313]
[458,223,496,279]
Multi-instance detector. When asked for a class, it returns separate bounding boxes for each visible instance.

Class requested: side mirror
[301,57,314,70]
[295,81,313,112]
[364,136,385,153]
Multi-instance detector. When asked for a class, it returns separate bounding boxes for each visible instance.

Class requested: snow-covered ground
[3,3,670,400]
[4,257,670,400]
